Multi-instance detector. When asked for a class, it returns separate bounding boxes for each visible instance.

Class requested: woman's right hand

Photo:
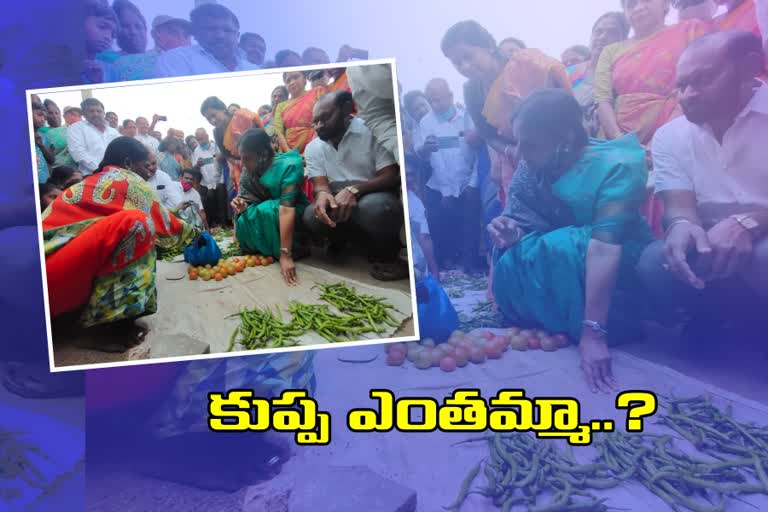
[487,216,522,249]
[579,333,616,394]
[231,197,248,215]
[280,254,298,286]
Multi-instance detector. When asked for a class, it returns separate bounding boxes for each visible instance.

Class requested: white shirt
[305,117,396,183]
[415,108,478,198]
[182,186,204,210]
[346,64,400,164]
[135,133,160,155]
[147,169,184,211]
[653,83,768,227]
[66,121,120,175]
[154,45,259,78]
[192,143,221,188]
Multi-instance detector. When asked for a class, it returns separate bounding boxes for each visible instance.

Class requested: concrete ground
[78,270,766,511]
[52,246,414,368]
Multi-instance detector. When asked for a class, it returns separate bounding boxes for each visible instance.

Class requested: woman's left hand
[579,332,616,394]
[280,254,298,286]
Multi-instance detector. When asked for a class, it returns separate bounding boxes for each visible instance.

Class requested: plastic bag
[183,232,222,266]
[416,276,459,344]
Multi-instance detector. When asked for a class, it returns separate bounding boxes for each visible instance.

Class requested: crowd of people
[83,0,369,84]
[34,58,408,352]
[32,0,768,393]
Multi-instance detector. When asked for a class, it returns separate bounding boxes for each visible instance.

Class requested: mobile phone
[350,48,369,60]
[437,136,460,149]
[158,115,168,122]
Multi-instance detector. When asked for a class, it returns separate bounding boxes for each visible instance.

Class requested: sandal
[2,363,84,399]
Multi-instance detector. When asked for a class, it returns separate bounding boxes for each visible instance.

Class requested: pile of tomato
[187,255,275,281]
[385,328,570,372]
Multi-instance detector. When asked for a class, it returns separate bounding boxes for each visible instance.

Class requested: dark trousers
[302,181,404,260]
[424,186,481,270]
[637,238,768,325]
[203,184,228,228]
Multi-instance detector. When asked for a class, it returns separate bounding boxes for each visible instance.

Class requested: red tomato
[453,347,469,367]
[232,257,241,264]
[236,262,246,273]
[541,337,560,352]
[469,347,486,364]
[227,266,237,276]
[440,357,458,372]
[266,256,274,264]
[387,352,405,366]
[554,334,569,348]
[527,337,542,350]
[430,349,443,367]
[484,341,503,359]
[214,273,223,281]
[509,336,528,351]
[189,271,199,280]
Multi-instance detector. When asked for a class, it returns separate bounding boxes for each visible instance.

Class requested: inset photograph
[29,60,417,370]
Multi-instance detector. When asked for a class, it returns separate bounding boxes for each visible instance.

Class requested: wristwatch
[731,214,759,237]
[280,247,291,257]
[344,185,361,198]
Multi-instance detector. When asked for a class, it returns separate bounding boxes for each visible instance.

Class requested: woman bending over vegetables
[488,90,652,393]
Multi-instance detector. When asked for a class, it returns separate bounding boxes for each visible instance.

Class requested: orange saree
[482,49,574,207]
[606,21,709,238]
[714,0,759,35]
[222,109,265,193]
[273,86,328,201]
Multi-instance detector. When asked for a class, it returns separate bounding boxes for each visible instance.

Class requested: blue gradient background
[1,1,758,511]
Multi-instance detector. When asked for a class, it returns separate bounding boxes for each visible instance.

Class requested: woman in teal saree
[488,89,652,393]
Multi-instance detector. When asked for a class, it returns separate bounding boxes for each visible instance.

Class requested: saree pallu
[42,166,199,326]
[222,109,265,193]
[275,87,328,201]
[610,21,708,238]
[610,21,708,144]
[482,49,574,141]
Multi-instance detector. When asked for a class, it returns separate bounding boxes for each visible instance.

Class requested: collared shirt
[154,45,259,79]
[147,169,184,211]
[135,133,160,155]
[192,142,221,188]
[415,108,477,198]
[305,117,397,183]
[182,186,204,210]
[346,64,400,164]
[653,83,768,227]
[66,121,120,175]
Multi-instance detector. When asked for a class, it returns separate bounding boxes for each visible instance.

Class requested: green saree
[235,150,309,257]
[492,135,653,342]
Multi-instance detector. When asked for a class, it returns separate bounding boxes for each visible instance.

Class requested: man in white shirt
[192,127,226,227]
[638,31,768,339]
[135,116,160,155]
[415,78,481,273]
[176,168,208,230]
[146,152,183,212]
[66,98,120,175]
[154,4,258,79]
[304,90,406,280]
[346,64,400,164]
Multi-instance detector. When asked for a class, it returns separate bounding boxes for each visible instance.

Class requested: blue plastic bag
[183,232,222,266]
[416,276,459,344]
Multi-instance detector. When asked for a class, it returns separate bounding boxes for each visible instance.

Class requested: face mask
[435,105,456,123]
[181,181,193,191]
